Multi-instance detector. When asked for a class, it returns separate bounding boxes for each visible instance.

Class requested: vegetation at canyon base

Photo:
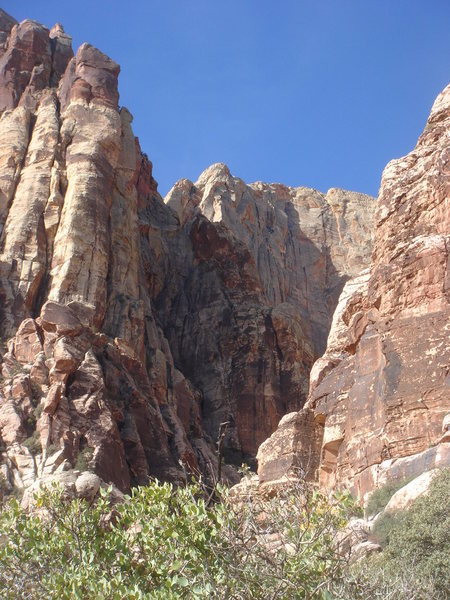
[0,477,355,599]
[335,467,450,600]
[0,469,448,599]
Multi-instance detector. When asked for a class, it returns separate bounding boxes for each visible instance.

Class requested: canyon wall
[258,83,450,500]
[0,11,375,494]
[161,167,374,462]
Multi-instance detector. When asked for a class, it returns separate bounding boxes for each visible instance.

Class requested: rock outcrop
[258,84,450,501]
[383,469,440,513]
[0,10,376,495]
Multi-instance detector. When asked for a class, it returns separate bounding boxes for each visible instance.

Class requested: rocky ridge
[0,10,375,495]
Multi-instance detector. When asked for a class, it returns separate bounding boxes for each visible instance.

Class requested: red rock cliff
[0,10,375,494]
[257,84,450,500]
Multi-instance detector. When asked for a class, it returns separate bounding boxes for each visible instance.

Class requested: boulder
[384,469,440,512]
[75,471,101,502]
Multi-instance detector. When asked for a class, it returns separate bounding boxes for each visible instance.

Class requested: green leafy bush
[334,468,450,600]
[7,359,26,377]
[5,469,446,599]
[370,509,399,547]
[74,446,93,471]
[0,478,356,599]
[30,381,44,405]
[32,402,43,421]
[377,468,449,595]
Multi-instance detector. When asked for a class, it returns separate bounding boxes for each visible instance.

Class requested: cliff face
[0,11,375,493]
[0,13,202,491]
[258,84,450,500]
[161,168,374,461]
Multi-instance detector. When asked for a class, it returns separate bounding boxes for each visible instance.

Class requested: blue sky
[3,1,450,197]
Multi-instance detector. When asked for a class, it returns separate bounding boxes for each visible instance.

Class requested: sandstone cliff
[0,10,375,494]
[0,13,200,492]
[162,168,374,461]
[258,84,450,500]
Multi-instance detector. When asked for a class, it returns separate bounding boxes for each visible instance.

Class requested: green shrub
[335,468,450,599]
[331,558,441,600]
[0,478,356,599]
[22,431,41,456]
[74,446,93,471]
[46,444,59,456]
[378,468,450,595]
[8,359,26,377]
[371,509,400,547]
[30,381,43,405]
[365,475,413,516]
[32,403,43,421]
[4,469,445,599]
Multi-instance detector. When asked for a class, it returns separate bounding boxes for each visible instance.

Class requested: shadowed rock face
[163,168,374,462]
[0,10,375,493]
[257,84,450,500]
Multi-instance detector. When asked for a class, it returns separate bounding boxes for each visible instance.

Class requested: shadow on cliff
[151,201,349,469]
[0,259,11,341]
[283,201,348,357]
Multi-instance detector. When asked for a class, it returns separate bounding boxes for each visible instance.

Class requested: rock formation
[162,168,374,462]
[0,9,375,495]
[257,83,450,501]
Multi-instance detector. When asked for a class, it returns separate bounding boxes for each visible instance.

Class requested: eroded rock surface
[161,165,374,462]
[0,13,211,492]
[0,10,375,494]
[258,84,450,501]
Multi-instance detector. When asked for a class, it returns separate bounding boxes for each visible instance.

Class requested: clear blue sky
[3,1,450,197]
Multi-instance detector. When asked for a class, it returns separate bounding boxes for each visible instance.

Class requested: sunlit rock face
[0,9,375,493]
[257,84,450,501]
[0,12,209,492]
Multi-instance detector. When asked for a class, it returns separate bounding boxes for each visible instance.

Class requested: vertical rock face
[258,84,450,500]
[0,16,73,112]
[0,13,208,492]
[0,10,375,493]
[162,168,374,462]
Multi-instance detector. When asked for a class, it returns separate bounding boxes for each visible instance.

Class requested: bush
[370,509,400,547]
[22,431,41,456]
[4,469,446,599]
[365,475,413,517]
[7,359,26,377]
[378,468,449,595]
[0,478,356,599]
[30,381,43,405]
[32,403,43,421]
[334,468,450,599]
[74,446,93,471]
[331,559,441,600]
